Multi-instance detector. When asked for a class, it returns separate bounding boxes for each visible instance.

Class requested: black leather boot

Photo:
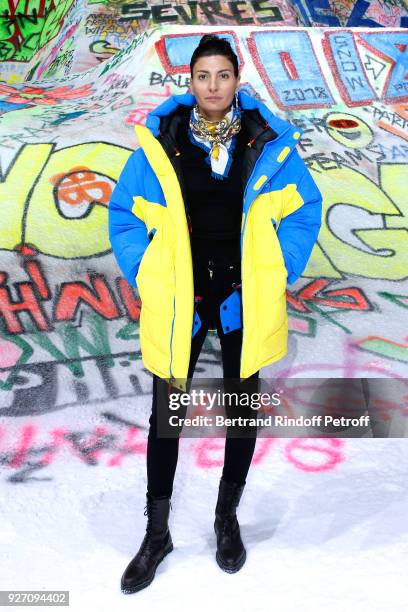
[214,477,246,573]
[121,493,173,594]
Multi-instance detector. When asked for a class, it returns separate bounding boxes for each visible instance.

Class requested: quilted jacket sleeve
[108,148,149,288]
[277,152,323,285]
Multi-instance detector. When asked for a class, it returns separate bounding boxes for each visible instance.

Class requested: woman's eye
[198,74,206,80]
[220,73,229,79]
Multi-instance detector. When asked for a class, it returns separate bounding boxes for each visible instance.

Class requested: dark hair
[190,34,239,77]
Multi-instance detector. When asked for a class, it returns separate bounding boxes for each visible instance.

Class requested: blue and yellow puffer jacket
[108,90,322,383]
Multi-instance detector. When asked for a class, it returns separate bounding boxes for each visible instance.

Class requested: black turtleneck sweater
[176,114,247,265]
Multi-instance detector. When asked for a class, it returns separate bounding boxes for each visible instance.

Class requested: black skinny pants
[146,254,260,498]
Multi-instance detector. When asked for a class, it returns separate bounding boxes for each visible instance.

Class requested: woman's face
[190,54,240,121]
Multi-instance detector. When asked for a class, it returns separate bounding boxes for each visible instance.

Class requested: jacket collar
[141,91,304,218]
[145,90,303,144]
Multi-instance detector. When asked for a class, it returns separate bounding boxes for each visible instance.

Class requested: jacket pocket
[135,226,158,295]
[268,190,284,227]
[270,218,287,274]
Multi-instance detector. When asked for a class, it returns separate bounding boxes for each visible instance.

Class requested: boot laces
[139,499,172,555]
[143,499,172,518]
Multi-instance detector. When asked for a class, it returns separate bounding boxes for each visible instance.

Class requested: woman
[109,34,322,594]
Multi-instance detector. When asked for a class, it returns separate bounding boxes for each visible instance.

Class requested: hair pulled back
[190,34,239,77]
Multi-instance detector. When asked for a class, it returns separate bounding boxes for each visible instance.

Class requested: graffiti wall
[293,0,408,27]
[0,2,407,484]
[0,0,299,81]
[2,1,407,83]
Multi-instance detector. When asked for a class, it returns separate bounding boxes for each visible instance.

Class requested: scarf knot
[189,103,241,180]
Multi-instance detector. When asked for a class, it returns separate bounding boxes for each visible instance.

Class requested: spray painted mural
[0,1,407,483]
[293,0,408,27]
[0,0,299,81]
[2,1,407,82]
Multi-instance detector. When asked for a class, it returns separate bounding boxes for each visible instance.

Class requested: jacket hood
[145,90,303,142]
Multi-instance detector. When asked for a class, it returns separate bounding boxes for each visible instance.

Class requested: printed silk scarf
[188,102,242,180]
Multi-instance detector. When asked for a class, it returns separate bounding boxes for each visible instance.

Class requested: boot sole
[120,541,174,594]
[215,548,246,574]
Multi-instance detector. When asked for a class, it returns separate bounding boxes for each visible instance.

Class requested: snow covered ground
[1,393,407,612]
